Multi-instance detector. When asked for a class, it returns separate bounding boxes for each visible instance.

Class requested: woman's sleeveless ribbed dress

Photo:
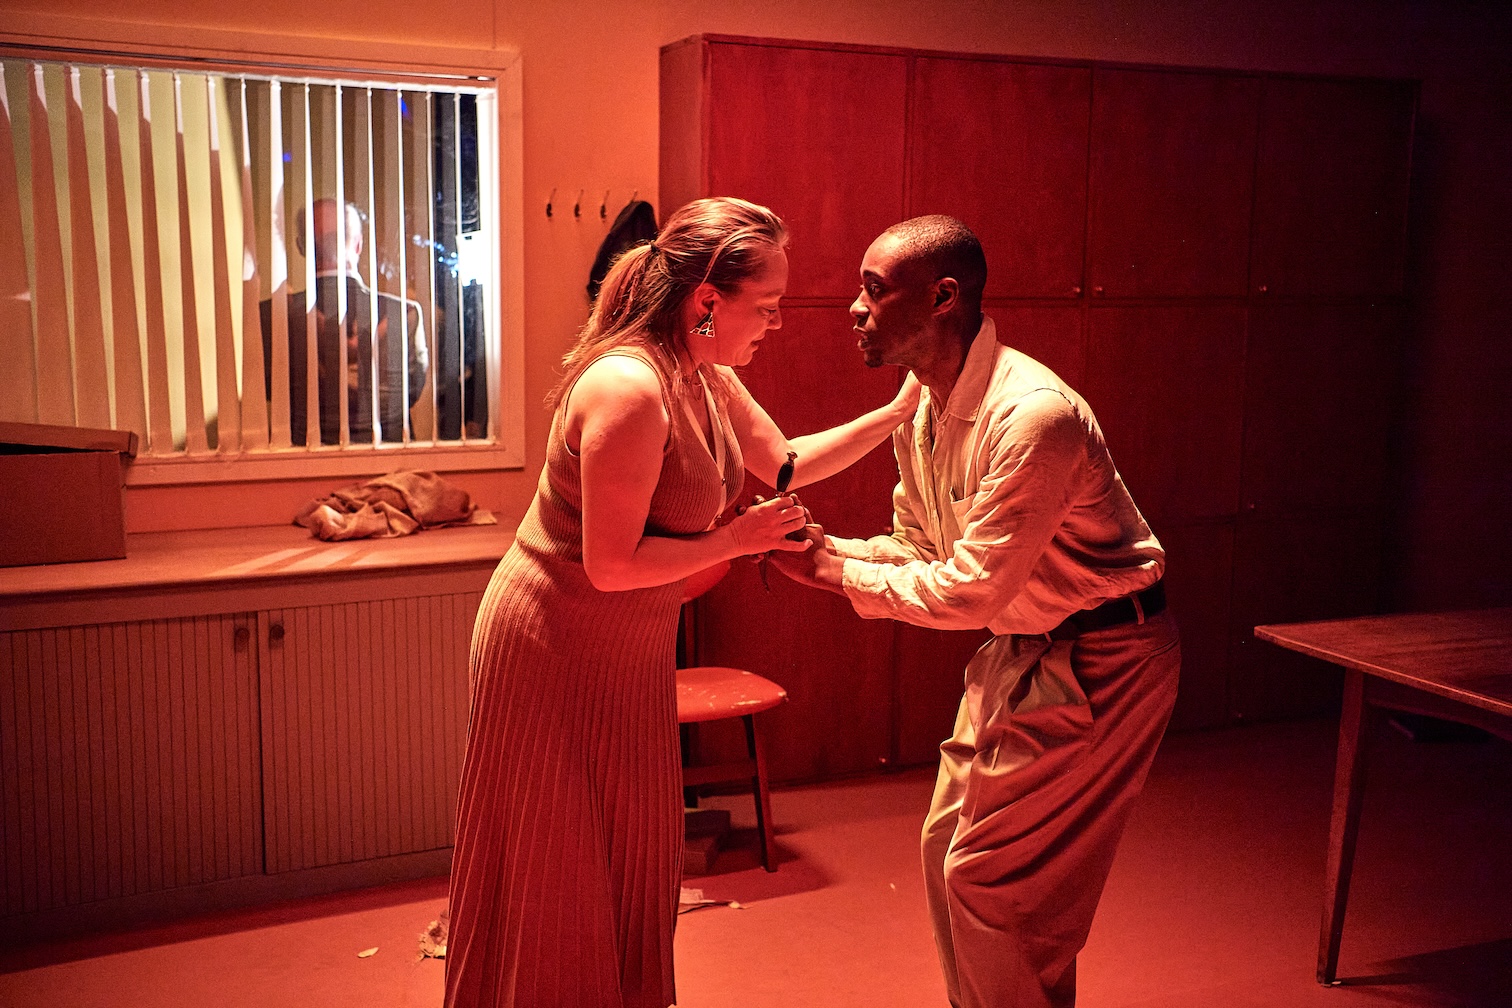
[445,350,742,1008]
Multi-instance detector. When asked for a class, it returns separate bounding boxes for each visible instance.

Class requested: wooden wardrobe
[661,34,1416,782]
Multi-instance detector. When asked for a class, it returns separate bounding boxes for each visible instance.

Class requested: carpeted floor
[2,717,1508,1007]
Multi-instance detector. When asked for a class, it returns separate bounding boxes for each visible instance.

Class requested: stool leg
[744,713,777,871]
[680,722,699,808]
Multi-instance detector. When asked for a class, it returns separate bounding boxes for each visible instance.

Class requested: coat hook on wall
[600,190,611,220]
[546,187,556,218]
[573,189,584,218]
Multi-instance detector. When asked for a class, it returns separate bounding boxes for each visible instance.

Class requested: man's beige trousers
[923,611,1181,1008]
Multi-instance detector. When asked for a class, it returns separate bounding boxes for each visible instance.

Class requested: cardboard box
[0,422,137,568]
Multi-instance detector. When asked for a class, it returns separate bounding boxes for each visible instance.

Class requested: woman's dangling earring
[690,309,716,340]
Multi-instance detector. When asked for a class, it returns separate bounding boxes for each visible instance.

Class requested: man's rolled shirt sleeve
[828,468,939,565]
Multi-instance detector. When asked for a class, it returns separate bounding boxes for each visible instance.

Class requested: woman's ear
[692,281,720,315]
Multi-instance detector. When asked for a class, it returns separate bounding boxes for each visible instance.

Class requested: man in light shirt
[773,216,1181,1008]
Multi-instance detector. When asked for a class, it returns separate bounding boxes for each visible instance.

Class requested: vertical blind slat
[100,69,148,444]
[231,79,269,451]
[135,70,175,454]
[205,76,240,454]
[27,65,76,427]
[171,73,209,454]
[0,64,39,424]
[64,68,110,430]
[262,80,292,449]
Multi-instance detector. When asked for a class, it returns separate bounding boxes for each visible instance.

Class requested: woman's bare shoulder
[569,352,669,432]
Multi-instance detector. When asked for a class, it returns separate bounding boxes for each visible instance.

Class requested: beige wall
[4,0,1508,608]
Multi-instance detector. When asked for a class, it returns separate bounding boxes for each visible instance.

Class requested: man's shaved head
[877,215,987,310]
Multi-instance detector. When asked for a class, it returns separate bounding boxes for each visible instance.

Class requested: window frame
[0,13,526,486]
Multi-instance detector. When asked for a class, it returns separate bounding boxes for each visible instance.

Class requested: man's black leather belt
[1047,580,1166,641]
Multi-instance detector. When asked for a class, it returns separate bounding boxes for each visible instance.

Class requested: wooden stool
[677,666,787,871]
[676,560,787,871]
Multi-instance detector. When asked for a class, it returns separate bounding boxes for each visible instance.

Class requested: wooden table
[1254,608,1512,985]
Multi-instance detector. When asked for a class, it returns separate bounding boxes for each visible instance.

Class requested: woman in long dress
[444,197,917,1008]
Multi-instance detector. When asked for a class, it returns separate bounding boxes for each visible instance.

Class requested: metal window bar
[360,87,375,446]
[432,92,458,443]
[298,81,319,449]
[416,90,437,445]
[452,91,465,444]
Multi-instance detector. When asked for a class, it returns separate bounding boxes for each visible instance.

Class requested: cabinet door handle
[233,626,251,652]
[268,623,286,647]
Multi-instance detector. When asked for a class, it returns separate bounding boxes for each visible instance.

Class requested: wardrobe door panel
[1084,307,1247,526]
[694,306,905,782]
[1251,78,1416,298]
[1088,69,1259,298]
[892,624,991,767]
[692,561,897,783]
[659,36,705,217]
[909,58,1091,298]
[986,303,1085,388]
[735,305,903,537]
[1157,521,1235,730]
[1241,303,1407,518]
[1229,515,1390,721]
[706,42,907,298]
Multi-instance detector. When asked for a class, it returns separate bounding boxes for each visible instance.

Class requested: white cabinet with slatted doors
[1,614,261,918]
[257,594,477,874]
[0,525,504,940]
[0,592,481,935]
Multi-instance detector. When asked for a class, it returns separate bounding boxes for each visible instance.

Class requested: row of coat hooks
[546,188,639,220]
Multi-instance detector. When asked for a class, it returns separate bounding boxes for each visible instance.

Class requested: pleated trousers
[922,610,1180,1008]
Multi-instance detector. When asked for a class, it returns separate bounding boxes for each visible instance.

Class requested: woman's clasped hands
[727,493,812,556]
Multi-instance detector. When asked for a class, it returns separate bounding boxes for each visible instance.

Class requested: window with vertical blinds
[0,38,521,483]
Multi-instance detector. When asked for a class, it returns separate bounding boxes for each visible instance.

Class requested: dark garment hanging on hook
[587,199,658,303]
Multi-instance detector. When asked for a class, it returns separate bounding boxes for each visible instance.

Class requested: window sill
[0,522,515,631]
[123,443,524,486]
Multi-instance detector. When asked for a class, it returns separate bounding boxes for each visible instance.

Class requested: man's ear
[932,277,960,313]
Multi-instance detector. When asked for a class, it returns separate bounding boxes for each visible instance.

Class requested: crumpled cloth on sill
[295,470,496,541]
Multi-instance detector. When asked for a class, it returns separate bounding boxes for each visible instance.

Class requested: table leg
[1318,667,1380,985]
